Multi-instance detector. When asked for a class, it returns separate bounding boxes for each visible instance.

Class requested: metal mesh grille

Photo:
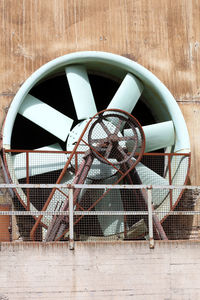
[1,184,199,242]
[2,104,190,245]
[0,149,191,242]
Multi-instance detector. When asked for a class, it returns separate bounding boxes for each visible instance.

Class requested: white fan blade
[135,162,169,207]
[95,176,124,236]
[65,65,97,120]
[13,144,67,179]
[42,171,74,230]
[124,121,175,152]
[107,73,143,112]
[19,94,73,141]
[77,169,124,236]
[143,121,174,152]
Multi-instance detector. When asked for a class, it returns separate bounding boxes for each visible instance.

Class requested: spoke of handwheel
[117,136,137,142]
[114,118,124,134]
[91,137,109,144]
[100,120,111,136]
[105,143,113,159]
[117,144,127,158]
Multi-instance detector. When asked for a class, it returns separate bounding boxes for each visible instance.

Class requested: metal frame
[2,148,190,241]
[1,109,191,243]
[0,50,192,246]
[0,183,199,248]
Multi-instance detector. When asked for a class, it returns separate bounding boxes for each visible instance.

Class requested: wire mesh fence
[0,147,193,247]
[0,184,199,247]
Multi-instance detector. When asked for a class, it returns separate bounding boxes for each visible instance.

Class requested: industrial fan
[43,109,169,242]
[1,51,190,241]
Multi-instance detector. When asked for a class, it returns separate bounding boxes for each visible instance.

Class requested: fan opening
[11,73,157,150]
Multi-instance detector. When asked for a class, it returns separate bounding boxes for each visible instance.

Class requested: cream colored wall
[0,0,199,183]
[0,241,200,300]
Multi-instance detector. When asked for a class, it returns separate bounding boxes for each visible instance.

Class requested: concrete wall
[0,241,200,300]
[0,3,200,299]
[0,0,200,185]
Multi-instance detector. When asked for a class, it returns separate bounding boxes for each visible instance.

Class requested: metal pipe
[0,183,198,190]
[0,210,199,216]
[69,188,74,250]
[26,152,30,211]
[168,154,173,209]
[147,189,154,249]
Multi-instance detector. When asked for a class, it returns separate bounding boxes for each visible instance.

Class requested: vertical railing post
[26,151,30,211]
[168,154,173,209]
[75,152,78,174]
[69,187,74,250]
[147,188,154,249]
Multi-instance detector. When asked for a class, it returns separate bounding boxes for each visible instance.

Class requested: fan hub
[66,118,118,180]
[66,119,125,151]
[88,111,144,165]
[108,134,118,142]
[66,119,89,152]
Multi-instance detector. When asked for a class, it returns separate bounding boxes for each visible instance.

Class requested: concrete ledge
[0,240,200,300]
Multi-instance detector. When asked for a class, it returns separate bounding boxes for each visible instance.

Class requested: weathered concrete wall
[0,241,200,300]
[0,0,200,184]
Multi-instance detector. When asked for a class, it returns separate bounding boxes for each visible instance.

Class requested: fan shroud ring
[1,51,191,239]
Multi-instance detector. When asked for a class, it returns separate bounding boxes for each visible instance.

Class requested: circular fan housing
[1,51,191,237]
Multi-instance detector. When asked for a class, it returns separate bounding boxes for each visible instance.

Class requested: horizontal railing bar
[4,149,189,156]
[0,211,148,216]
[0,183,199,189]
[4,149,85,154]
[74,211,148,215]
[0,210,199,216]
[73,184,194,190]
[74,211,200,216]
[0,211,69,216]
